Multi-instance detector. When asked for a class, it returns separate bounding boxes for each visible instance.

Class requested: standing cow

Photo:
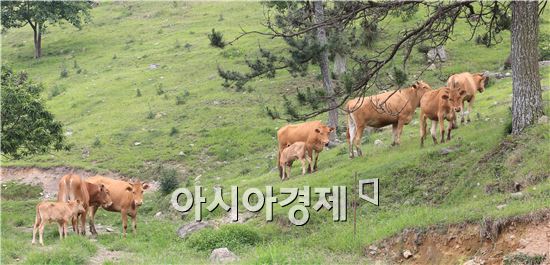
[447,72,487,125]
[57,174,112,235]
[86,176,149,237]
[346,80,432,158]
[32,200,85,246]
[277,121,334,179]
[419,87,465,146]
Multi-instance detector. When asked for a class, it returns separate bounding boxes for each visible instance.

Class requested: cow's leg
[439,115,446,143]
[72,215,78,234]
[306,148,314,173]
[287,164,292,179]
[420,113,427,147]
[131,213,137,234]
[79,207,87,236]
[32,218,39,244]
[305,155,312,174]
[391,123,397,146]
[89,206,99,235]
[466,96,474,123]
[300,159,307,175]
[277,145,284,179]
[394,120,405,146]
[58,221,64,240]
[39,222,45,246]
[430,120,438,144]
[313,151,320,172]
[121,210,128,237]
[353,125,365,157]
[281,163,286,180]
[63,221,68,238]
[447,118,453,141]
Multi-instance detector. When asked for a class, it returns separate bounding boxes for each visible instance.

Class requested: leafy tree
[1,65,69,159]
[1,1,93,58]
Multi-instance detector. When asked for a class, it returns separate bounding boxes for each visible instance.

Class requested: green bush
[160,168,179,195]
[208,28,225,48]
[186,224,261,251]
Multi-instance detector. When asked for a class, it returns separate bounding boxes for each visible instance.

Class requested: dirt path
[87,243,128,265]
[0,166,158,199]
[368,210,550,265]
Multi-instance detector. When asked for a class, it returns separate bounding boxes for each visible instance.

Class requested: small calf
[32,200,85,246]
[420,87,465,146]
[279,142,312,180]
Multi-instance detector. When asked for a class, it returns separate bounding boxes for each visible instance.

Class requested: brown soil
[87,244,128,265]
[0,166,158,199]
[368,210,550,265]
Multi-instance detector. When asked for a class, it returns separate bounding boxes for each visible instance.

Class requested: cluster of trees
[217,1,545,138]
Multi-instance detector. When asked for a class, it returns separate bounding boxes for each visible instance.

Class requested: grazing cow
[277,121,334,178]
[57,174,112,235]
[86,176,149,237]
[447,72,487,124]
[346,81,432,158]
[419,87,465,146]
[32,200,85,246]
[279,142,312,180]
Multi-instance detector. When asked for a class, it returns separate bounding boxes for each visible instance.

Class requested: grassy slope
[1,2,549,264]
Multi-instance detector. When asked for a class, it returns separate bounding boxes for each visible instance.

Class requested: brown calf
[57,174,112,235]
[420,87,465,146]
[279,142,312,180]
[87,176,149,237]
[447,72,487,124]
[32,200,85,246]
[346,81,432,157]
[277,121,334,178]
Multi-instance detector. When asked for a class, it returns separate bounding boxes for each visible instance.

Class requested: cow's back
[420,89,444,120]
[277,121,322,146]
[37,202,70,221]
[448,73,476,98]
[57,174,89,207]
[87,176,132,211]
[347,91,409,128]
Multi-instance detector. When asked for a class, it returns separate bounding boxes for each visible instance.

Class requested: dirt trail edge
[368,209,550,265]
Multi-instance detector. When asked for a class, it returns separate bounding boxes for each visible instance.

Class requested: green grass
[1,2,550,264]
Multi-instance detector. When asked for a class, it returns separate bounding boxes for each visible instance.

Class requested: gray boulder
[210,248,239,264]
[177,221,212,239]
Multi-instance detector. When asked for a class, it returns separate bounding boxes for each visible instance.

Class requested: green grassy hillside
[1,2,549,264]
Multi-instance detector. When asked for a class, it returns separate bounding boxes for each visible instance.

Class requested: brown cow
[57,174,112,235]
[447,72,487,124]
[277,121,334,178]
[32,200,85,246]
[346,81,432,158]
[86,176,149,237]
[279,142,312,180]
[419,87,465,146]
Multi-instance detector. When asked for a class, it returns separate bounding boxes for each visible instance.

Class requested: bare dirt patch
[87,244,128,265]
[368,210,550,265]
[0,166,158,199]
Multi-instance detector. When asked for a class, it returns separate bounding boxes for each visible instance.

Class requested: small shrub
[146,110,155,119]
[112,54,117,60]
[49,85,66,99]
[208,28,225,48]
[169,126,179,136]
[60,65,69,78]
[175,39,181,49]
[187,224,261,251]
[73,60,79,69]
[156,84,165,95]
[92,136,101,147]
[476,33,491,47]
[136,88,142,97]
[184,43,192,51]
[218,14,224,21]
[175,94,186,105]
[416,43,431,54]
[160,168,179,195]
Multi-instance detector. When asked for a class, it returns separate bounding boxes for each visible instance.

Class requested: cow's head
[97,184,113,208]
[68,199,86,215]
[412,80,432,97]
[474,73,488,93]
[125,181,150,207]
[442,89,466,113]
[314,125,335,147]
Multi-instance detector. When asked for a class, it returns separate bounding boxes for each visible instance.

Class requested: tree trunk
[313,0,338,141]
[511,1,543,135]
[32,23,42,59]
[333,52,346,78]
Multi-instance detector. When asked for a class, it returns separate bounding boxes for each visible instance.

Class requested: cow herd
[277,72,487,179]
[31,72,486,246]
[32,174,149,246]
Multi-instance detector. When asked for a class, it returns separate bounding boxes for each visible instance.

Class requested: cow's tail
[58,176,69,202]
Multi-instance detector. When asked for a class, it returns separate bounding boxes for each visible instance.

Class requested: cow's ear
[315,128,321,133]
[459,90,466,96]
[76,199,81,204]
[125,186,133,192]
[143,183,150,190]
[329,127,335,132]
[412,83,418,89]
[441,94,449,100]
